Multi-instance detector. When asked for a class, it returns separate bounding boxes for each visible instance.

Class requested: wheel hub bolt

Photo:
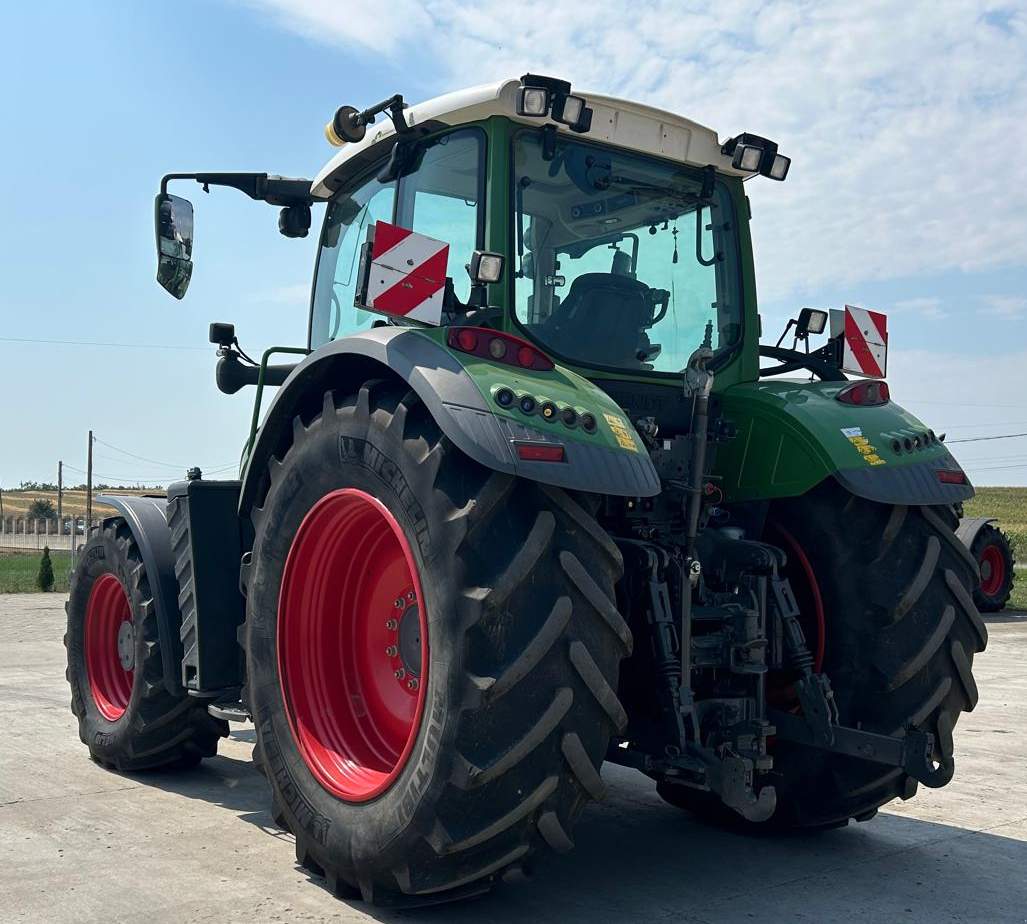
[394,598,405,609]
[407,591,416,602]
[385,619,398,630]
[385,645,398,657]
[394,668,405,679]
[407,678,419,691]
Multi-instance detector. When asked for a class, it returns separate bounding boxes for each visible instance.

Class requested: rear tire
[65,519,228,771]
[242,380,630,906]
[969,523,1015,612]
[658,480,987,829]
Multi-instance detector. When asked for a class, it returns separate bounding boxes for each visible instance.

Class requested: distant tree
[27,498,57,520]
[37,546,55,592]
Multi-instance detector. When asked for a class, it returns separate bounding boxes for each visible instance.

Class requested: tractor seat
[544,273,653,366]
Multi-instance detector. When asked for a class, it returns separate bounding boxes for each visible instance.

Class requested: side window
[310,176,395,346]
[396,129,484,304]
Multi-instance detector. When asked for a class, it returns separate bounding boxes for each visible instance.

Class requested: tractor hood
[714,380,974,506]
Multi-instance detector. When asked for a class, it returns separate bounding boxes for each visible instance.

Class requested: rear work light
[447,327,554,371]
[835,380,890,406]
[514,441,566,462]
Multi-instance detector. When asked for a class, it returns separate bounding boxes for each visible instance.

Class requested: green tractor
[65,75,987,906]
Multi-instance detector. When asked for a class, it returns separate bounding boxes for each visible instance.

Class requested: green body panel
[714,381,948,501]
[413,327,645,456]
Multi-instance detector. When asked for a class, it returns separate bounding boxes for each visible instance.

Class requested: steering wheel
[758,345,847,381]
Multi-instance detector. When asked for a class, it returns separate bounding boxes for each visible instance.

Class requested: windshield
[512,131,742,373]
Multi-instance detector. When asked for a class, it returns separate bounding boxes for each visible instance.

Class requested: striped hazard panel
[831,305,888,377]
[360,221,450,325]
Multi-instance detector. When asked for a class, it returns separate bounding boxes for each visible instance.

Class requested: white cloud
[979,294,1026,320]
[894,297,947,320]
[235,0,1027,305]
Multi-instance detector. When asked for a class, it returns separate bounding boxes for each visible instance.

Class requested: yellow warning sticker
[604,413,639,452]
[845,433,887,466]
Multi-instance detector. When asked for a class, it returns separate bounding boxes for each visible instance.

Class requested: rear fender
[714,381,974,506]
[238,326,660,517]
[96,494,184,697]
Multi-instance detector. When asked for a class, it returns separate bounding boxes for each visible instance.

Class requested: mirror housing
[154,193,194,299]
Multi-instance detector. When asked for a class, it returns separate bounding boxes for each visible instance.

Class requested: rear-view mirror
[154,193,194,299]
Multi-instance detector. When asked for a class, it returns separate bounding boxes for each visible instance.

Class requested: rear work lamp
[722,133,791,181]
[517,74,593,133]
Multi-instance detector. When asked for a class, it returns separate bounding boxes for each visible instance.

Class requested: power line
[947,432,1027,444]
[902,398,1027,410]
[93,437,234,472]
[0,336,207,352]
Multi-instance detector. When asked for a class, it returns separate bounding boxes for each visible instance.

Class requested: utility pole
[57,460,63,524]
[86,431,94,530]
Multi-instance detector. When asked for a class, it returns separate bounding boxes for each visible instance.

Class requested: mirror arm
[160,173,316,207]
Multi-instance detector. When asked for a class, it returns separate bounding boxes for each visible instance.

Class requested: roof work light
[517,74,593,133]
[721,133,791,181]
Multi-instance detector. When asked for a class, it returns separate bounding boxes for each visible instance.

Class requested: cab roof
[311,78,749,198]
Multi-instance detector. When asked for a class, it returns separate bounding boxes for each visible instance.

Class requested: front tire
[242,380,630,905]
[65,519,228,770]
[970,523,1015,612]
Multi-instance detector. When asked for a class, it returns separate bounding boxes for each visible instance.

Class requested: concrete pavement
[2,593,1025,924]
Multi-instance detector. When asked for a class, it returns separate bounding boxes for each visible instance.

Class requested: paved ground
[2,594,1025,924]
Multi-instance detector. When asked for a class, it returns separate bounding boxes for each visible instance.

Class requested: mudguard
[714,380,975,505]
[955,516,997,550]
[238,326,660,516]
[96,494,185,697]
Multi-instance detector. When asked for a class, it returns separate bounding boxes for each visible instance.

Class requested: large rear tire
[659,480,988,829]
[65,519,228,770]
[242,380,630,906]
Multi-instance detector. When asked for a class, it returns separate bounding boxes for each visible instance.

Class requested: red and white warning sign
[360,221,450,325]
[830,305,888,377]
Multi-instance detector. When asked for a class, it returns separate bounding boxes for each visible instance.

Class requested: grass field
[962,487,1024,611]
[1,489,156,519]
[0,550,73,593]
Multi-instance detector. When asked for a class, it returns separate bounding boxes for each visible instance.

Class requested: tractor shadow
[138,732,1027,924]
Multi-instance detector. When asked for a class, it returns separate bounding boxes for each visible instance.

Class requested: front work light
[517,87,550,117]
[467,250,505,285]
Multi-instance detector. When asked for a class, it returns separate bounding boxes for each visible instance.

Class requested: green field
[963,487,1024,611]
[0,550,73,593]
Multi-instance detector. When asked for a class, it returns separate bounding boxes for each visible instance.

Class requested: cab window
[310,128,485,347]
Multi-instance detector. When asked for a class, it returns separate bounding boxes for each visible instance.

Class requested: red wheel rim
[765,521,826,711]
[84,573,134,721]
[979,545,1006,596]
[278,488,429,802]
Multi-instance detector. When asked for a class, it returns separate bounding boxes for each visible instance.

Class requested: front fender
[238,326,659,516]
[714,380,974,505]
[95,494,185,697]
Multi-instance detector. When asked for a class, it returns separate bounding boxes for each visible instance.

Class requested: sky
[1,0,1025,489]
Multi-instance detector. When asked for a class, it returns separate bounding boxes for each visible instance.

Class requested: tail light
[937,470,968,485]
[514,441,565,462]
[835,380,890,406]
[447,327,554,371]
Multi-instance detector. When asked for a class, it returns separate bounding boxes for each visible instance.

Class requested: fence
[0,516,101,551]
